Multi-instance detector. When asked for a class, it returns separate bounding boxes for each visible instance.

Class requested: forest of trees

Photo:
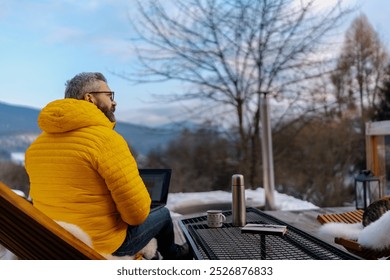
[129,1,390,207]
[3,1,390,208]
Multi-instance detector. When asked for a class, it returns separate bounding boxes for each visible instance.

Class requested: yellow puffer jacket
[25,99,151,254]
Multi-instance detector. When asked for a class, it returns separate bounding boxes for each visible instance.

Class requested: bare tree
[374,64,390,121]
[125,0,353,188]
[144,124,238,193]
[330,14,389,169]
[332,14,389,121]
[274,115,362,207]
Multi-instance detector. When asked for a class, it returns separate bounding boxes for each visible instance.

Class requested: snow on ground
[167,187,318,218]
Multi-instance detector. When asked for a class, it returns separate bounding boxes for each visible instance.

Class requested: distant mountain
[115,122,177,155]
[0,102,40,134]
[0,101,178,159]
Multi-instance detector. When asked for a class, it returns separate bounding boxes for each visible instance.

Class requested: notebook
[241,223,288,236]
[139,168,172,211]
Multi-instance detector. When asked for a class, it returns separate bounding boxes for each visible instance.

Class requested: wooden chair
[0,181,105,260]
[317,209,390,259]
[334,237,390,260]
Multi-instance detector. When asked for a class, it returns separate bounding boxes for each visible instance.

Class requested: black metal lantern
[354,170,381,210]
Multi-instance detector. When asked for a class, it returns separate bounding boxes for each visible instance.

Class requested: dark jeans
[113,206,177,258]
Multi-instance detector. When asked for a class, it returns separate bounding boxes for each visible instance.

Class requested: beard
[96,100,116,122]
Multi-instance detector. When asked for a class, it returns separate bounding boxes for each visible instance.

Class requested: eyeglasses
[88,91,115,101]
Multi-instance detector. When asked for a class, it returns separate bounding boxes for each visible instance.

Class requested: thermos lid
[232,174,244,186]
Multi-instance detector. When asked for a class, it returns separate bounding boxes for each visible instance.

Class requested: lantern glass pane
[355,181,366,209]
[368,181,380,203]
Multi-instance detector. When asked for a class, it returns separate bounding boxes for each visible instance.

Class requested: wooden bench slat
[316,210,363,224]
[0,182,105,260]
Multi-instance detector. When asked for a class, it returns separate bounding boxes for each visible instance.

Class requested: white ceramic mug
[207,210,226,228]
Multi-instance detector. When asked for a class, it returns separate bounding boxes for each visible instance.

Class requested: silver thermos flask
[232,174,246,226]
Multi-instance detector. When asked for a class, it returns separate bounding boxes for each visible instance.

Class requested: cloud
[61,0,102,12]
[293,0,356,10]
[43,26,86,45]
[0,0,134,64]
[92,37,136,62]
[61,0,130,12]
[116,105,187,127]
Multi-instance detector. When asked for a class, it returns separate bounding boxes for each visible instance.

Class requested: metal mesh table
[179,208,360,260]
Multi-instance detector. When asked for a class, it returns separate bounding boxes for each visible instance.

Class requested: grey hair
[64,72,107,99]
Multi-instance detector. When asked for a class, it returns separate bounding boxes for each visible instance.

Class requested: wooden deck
[173,206,359,253]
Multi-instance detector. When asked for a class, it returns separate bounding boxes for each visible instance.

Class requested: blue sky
[0,0,389,126]
[0,0,184,126]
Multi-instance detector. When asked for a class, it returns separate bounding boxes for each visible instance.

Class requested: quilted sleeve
[97,130,151,225]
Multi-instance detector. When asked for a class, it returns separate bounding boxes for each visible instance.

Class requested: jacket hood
[38,99,115,133]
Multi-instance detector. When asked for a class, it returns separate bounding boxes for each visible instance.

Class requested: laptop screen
[139,169,171,204]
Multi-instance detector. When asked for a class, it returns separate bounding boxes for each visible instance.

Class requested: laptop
[139,168,172,211]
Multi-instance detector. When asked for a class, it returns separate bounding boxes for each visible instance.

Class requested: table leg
[260,235,266,259]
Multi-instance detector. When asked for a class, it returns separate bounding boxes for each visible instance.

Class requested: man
[25,72,190,259]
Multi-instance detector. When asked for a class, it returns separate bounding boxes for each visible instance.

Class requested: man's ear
[84,93,94,104]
